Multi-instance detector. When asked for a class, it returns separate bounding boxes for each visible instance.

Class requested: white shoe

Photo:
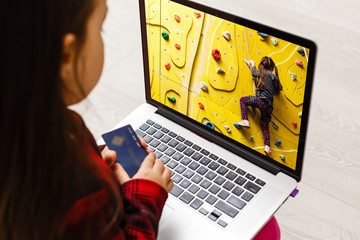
[264,145,272,157]
[238,120,250,128]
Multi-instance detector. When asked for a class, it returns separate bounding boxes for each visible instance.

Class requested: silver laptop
[99,0,316,239]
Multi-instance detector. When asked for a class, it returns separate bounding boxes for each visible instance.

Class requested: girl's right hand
[112,152,173,193]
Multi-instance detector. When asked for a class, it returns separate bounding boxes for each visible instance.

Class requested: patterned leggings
[240,96,273,146]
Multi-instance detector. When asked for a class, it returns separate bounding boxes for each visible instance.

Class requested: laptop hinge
[155,106,281,175]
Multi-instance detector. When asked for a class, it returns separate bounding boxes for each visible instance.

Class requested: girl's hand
[101,146,117,167]
[249,60,255,67]
[112,152,173,193]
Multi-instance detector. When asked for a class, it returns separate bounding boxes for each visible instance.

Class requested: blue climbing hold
[233,122,242,129]
[279,155,286,161]
[275,139,282,147]
[204,121,215,130]
[257,32,269,38]
[297,48,305,56]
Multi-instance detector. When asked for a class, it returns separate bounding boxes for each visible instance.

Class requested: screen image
[145,0,310,170]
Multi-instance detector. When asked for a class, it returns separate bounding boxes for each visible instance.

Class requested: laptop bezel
[138,0,317,182]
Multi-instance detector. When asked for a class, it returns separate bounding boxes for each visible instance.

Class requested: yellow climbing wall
[146,0,310,170]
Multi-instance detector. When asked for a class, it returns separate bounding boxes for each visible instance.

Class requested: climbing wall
[145,0,310,170]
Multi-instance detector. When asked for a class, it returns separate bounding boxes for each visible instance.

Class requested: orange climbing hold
[212,49,221,61]
[175,43,181,50]
[194,12,201,18]
[295,59,304,68]
[198,102,204,109]
[292,121,297,129]
[165,62,171,70]
[174,15,181,23]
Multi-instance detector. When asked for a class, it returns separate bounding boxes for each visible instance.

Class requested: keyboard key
[234,176,247,186]
[160,156,170,164]
[199,157,211,166]
[209,184,221,194]
[153,123,162,129]
[232,186,244,196]
[191,152,203,161]
[180,192,194,204]
[161,135,171,143]
[190,198,203,210]
[161,127,170,133]
[214,176,226,186]
[199,207,209,216]
[150,139,161,148]
[236,168,246,175]
[215,200,239,218]
[146,127,157,135]
[209,153,219,160]
[153,131,164,139]
[192,144,201,151]
[183,169,195,179]
[255,179,266,186]
[216,166,228,175]
[146,119,154,125]
[176,135,185,142]
[217,220,228,228]
[208,210,222,221]
[188,161,200,170]
[218,190,230,200]
[144,135,153,144]
[184,140,193,146]
[200,149,210,156]
[172,174,183,183]
[165,148,176,156]
[227,196,246,210]
[245,173,256,181]
[241,191,254,202]
[139,123,150,131]
[180,157,191,166]
[223,181,235,191]
[196,166,208,175]
[191,174,203,184]
[200,179,211,189]
[225,171,237,181]
[135,129,146,138]
[218,158,228,165]
[167,160,178,169]
[196,189,209,199]
[205,171,217,180]
[168,139,179,148]
[157,144,168,152]
[188,184,200,194]
[169,131,177,138]
[155,152,163,159]
[208,161,220,171]
[175,165,186,174]
[147,146,155,152]
[180,179,191,189]
[205,195,218,205]
[172,152,184,161]
[227,163,237,171]
[175,143,187,152]
[244,182,261,194]
[170,185,183,197]
[183,148,195,157]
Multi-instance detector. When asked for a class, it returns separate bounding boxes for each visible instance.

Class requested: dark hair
[0,0,120,239]
[257,56,279,92]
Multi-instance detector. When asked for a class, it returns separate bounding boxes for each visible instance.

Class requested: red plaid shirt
[64,111,168,239]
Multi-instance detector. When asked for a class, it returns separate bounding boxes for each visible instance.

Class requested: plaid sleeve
[120,179,168,240]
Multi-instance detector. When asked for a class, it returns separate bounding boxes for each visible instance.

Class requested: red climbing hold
[292,121,297,129]
[175,43,181,50]
[198,102,204,109]
[165,62,171,70]
[194,12,201,18]
[295,59,304,68]
[174,15,181,23]
[212,49,221,61]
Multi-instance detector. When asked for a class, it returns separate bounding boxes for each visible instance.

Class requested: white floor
[72,0,360,239]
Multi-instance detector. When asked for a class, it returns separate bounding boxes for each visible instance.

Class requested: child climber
[239,56,282,157]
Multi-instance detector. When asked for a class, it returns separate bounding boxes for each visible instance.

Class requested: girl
[0,0,172,239]
[239,57,282,157]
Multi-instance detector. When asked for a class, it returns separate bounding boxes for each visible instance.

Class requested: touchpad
[159,204,175,225]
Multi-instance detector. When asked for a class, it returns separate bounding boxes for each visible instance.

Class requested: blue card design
[102,124,148,177]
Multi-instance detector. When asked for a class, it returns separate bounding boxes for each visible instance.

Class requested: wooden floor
[71,0,360,239]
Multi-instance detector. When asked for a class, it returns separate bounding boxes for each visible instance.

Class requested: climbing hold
[200,81,209,92]
[249,136,254,141]
[162,30,169,40]
[279,155,286,161]
[216,67,225,74]
[204,121,215,130]
[295,59,304,68]
[292,121,297,129]
[275,139,282,147]
[222,31,231,41]
[297,48,305,56]
[224,125,231,133]
[272,121,279,130]
[257,32,269,38]
[298,112,302,118]
[198,102,204,109]
[174,15,181,23]
[243,59,251,67]
[167,97,176,103]
[289,71,297,81]
[175,43,181,50]
[212,49,221,61]
[194,12,201,18]
[271,38,278,46]
[233,122,242,130]
[165,62,171,70]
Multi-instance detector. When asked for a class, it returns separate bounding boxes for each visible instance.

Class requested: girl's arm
[250,66,259,78]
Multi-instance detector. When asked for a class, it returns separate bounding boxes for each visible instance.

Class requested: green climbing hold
[271,38,278,46]
[167,97,176,103]
[272,121,279,130]
[275,139,282,147]
[279,155,286,161]
[162,30,169,40]
[249,136,254,141]
[289,71,297,81]
[297,48,305,56]
[298,111,302,118]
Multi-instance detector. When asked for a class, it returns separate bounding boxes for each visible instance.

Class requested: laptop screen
[142,0,316,180]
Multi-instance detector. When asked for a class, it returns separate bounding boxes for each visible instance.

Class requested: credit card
[102,124,148,177]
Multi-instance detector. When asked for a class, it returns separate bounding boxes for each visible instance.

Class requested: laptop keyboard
[136,120,266,228]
